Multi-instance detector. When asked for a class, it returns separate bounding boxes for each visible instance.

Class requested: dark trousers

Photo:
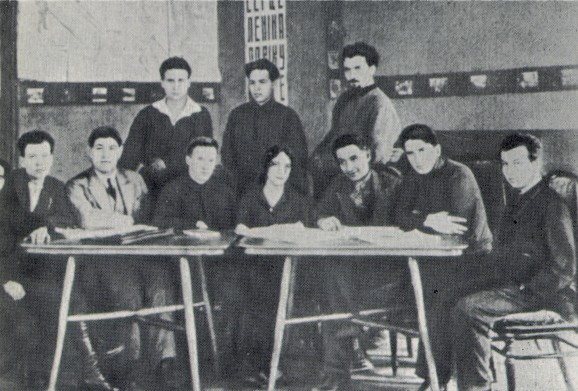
[18,256,65,375]
[321,257,411,379]
[0,290,39,374]
[414,256,498,384]
[76,257,176,372]
[452,285,541,391]
[237,256,283,375]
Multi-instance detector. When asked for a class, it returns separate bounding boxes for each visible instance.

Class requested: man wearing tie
[0,130,75,388]
[67,126,177,390]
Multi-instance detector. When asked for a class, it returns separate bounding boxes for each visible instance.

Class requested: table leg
[48,256,76,391]
[180,257,201,391]
[408,257,440,391]
[196,255,220,376]
[268,256,293,391]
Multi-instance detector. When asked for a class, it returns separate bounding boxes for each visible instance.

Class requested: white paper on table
[54,224,158,241]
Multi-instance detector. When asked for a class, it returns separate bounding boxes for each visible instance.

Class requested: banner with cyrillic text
[244,0,288,105]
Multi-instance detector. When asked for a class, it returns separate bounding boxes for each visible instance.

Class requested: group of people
[0,41,575,391]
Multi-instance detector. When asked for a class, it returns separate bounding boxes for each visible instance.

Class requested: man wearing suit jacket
[313,134,410,391]
[67,126,176,391]
[0,130,75,388]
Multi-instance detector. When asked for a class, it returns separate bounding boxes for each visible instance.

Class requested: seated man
[453,133,576,391]
[394,124,493,390]
[313,134,409,391]
[0,130,75,387]
[153,136,236,231]
[67,126,176,390]
[152,136,241,372]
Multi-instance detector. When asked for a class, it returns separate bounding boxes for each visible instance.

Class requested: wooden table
[240,230,467,391]
[22,232,236,391]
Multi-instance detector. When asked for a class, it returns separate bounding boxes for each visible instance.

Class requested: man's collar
[152,96,202,125]
[249,97,276,109]
[353,170,372,187]
[519,175,543,195]
[350,84,378,97]
[94,169,118,184]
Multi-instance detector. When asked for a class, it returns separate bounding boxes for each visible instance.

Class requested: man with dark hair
[0,130,75,387]
[120,56,213,200]
[395,124,493,391]
[310,41,401,198]
[222,58,308,197]
[313,134,407,391]
[68,126,176,390]
[153,136,241,378]
[153,136,236,231]
[453,133,576,391]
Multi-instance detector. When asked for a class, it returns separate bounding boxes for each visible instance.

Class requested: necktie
[106,178,117,201]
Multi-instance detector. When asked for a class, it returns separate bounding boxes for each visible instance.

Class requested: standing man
[453,133,576,391]
[119,57,213,201]
[310,42,402,198]
[222,58,308,197]
[68,126,177,390]
[394,124,493,391]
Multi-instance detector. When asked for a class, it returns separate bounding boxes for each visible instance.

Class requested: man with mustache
[310,42,402,198]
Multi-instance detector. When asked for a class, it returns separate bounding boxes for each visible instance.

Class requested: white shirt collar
[94,170,118,186]
[28,177,45,212]
[152,96,202,126]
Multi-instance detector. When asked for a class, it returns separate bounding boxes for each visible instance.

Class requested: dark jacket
[119,103,213,190]
[495,179,576,299]
[222,99,308,196]
[153,168,236,230]
[395,157,493,254]
[0,169,75,278]
[237,184,313,228]
[317,169,401,226]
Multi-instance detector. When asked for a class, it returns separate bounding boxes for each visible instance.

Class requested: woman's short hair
[186,136,219,156]
[259,145,294,184]
[244,59,280,81]
[88,126,123,147]
[398,124,439,149]
[499,133,542,162]
[17,130,55,156]
[159,57,192,79]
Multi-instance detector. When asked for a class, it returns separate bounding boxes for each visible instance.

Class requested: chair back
[466,160,507,236]
[547,170,578,303]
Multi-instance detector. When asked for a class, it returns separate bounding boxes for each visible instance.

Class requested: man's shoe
[350,338,374,373]
[416,379,447,391]
[311,374,351,391]
[158,358,179,391]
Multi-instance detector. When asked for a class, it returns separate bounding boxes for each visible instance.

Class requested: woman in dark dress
[235,145,312,387]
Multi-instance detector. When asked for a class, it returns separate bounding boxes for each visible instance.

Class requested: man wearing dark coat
[119,57,213,201]
[221,59,308,197]
[313,134,408,391]
[0,130,75,387]
[453,133,576,391]
[394,124,493,391]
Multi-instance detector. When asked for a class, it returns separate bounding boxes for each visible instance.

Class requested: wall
[341,1,578,173]
[17,1,221,182]
[217,0,333,152]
